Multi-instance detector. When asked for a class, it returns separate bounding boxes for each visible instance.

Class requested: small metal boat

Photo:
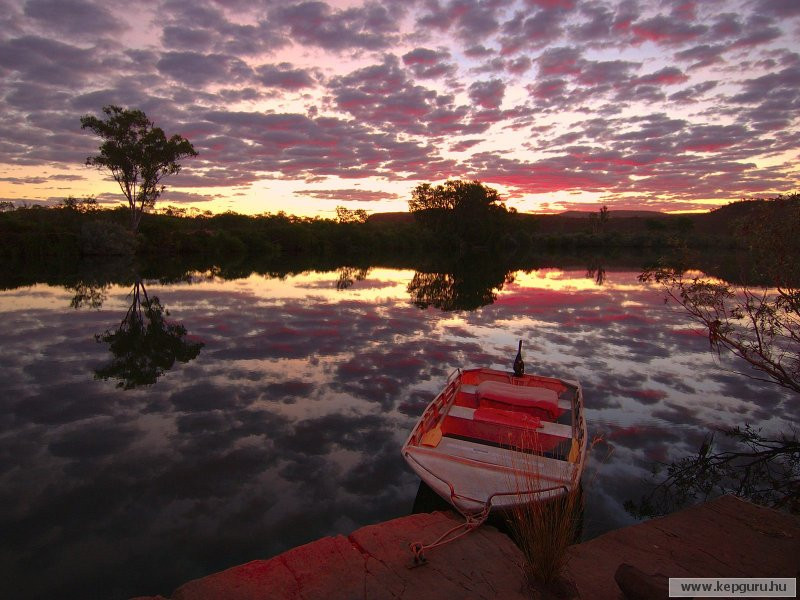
[402,361,586,516]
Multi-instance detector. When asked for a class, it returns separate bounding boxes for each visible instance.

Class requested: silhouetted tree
[585,260,606,286]
[408,179,509,250]
[410,179,504,213]
[81,105,197,232]
[67,281,109,309]
[590,205,609,234]
[61,195,97,212]
[335,206,368,223]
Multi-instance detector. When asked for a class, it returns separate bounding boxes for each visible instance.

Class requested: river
[1,262,795,599]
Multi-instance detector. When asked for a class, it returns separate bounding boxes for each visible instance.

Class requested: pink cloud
[293,189,400,202]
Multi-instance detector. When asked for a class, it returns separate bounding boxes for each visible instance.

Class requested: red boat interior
[439,370,574,455]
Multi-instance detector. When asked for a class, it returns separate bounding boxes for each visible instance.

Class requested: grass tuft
[503,431,585,594]
[507,485,583,587]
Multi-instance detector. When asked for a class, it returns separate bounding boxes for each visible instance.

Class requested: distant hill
[364,198,799,237]
[557,210,666,218]
[367,209,667,223]
[368,209,668,223]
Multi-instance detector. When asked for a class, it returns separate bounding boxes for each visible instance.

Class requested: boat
[402,354,587,516]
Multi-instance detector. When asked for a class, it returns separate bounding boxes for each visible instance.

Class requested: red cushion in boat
[473,407,541,429]
[476,381,558,418]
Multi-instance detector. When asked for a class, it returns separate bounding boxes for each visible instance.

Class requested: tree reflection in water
[94,280,204,389]
[407,262,515,311]
[336,266,370,290]
[585,260,606,286]
[630,200,800,517]
[66,281,110,309]
[625,425,799,517]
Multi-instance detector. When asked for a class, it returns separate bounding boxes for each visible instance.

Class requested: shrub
[81,220,135,256]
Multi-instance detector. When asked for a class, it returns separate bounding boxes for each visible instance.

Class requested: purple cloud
[755,0,800,18]
[0,35,99,85]
[402,47,455,79]
[161,26,215,52]
[157,51,253,87]
[23,0,124,37]
[674,44,727,70]
[0,0,797,211]
[537,46,583,76]
[500,7,565,53]
[293,189,400,202]
[630,14,707,46]
[270,1,400,51]
[255,63,317,90]
[416,0,503,40]
[468,78,505,109]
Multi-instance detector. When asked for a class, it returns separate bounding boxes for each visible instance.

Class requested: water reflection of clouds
[449,269,797,534]
[0,269,798,599]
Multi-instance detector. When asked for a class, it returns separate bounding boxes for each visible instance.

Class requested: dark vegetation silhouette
[2,201,795,302]
[3,189,792,272]
[335,206,368,223]
[589,204,609,234]
[642,196,799,394]
[0,196,797,286]
[81,105,197,232]
[585,259,607,286]
[408,179,513,253]
[625,425,798,517]
[629,194,800,516]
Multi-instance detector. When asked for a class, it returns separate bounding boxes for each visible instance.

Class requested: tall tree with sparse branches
[640,197,799,394]
[630,195,800,515]
[81,105,197,232]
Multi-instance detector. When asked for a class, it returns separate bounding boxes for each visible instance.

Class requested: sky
[0,0,798,217]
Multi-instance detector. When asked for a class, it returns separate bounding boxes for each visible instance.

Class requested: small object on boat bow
[513,340,524,377]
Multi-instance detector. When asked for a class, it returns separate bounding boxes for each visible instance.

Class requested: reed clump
[507,485,583,589]
[504,433,584,597]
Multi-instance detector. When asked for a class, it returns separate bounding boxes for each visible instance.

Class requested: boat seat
[476,381,559,419]
[474,407,541,429]
[447,405,572,439]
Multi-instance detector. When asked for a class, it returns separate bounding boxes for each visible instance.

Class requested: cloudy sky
[1,0,798,216]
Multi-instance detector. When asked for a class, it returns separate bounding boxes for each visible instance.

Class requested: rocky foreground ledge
[133,495,799,600]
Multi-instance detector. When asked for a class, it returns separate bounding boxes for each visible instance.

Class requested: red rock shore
[133,495,799,600]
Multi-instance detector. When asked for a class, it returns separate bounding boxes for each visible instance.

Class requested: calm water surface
[1,266,795,599]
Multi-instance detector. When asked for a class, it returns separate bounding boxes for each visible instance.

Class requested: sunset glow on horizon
[1,0,798,217]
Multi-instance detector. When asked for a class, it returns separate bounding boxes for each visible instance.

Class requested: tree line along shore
[1,194,796,267]
[4,105,793,290]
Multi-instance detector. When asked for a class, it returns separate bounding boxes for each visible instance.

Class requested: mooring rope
[405,475,568,566]
[409,503,491,566]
